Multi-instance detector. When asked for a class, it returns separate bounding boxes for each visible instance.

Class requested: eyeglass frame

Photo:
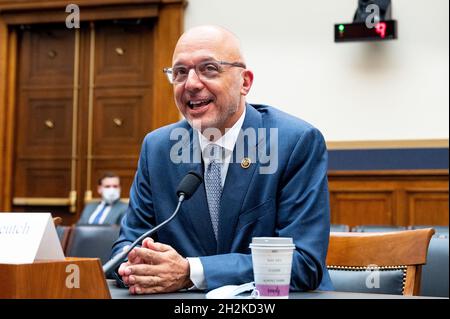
[163,60,247,84]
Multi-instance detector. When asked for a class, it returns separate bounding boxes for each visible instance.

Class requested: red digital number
[375,22,387,38]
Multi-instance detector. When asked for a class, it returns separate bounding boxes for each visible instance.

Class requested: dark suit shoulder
[81,202,101,214]
[251,104,325,142]
[114,200,128,209]
[142,119,190,145]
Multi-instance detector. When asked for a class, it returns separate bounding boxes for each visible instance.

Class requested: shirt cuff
[186,257,206,290]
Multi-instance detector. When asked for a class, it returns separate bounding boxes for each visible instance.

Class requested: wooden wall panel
[329,170,449,228]
[330,192,395,226]
[407,191,449,225]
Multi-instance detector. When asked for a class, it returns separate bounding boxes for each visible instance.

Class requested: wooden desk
[107,280,441,299]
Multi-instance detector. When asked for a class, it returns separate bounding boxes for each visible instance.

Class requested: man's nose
[184,68,204,91]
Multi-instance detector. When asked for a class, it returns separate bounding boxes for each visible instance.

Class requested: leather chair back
[56,225,71,253]
[420,237,449,297]
[327,229,434,295]
[65,225,120,265]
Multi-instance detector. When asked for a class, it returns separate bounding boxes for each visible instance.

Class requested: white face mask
[102,187,120,204]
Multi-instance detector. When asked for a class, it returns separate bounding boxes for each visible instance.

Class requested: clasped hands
[118,238,193,295]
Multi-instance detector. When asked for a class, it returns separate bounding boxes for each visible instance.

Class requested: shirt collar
[197,107,246,153]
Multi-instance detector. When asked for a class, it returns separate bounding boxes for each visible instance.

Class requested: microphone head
[176,171,203,200]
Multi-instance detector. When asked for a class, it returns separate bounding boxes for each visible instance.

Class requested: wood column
[152,0,185,128]
[0,20,16,212]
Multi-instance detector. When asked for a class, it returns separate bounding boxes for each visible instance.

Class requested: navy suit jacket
[112,104,333,291]
[78,200,128,225]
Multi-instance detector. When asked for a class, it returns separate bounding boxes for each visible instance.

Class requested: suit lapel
[175,128,217,255]
[104,202,121,224]
[217,105,263,254]
[104,204,116,224]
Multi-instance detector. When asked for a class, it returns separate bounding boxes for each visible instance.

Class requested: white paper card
[0,213,65,264]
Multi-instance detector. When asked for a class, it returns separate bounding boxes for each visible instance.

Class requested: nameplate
[0,213,65,264]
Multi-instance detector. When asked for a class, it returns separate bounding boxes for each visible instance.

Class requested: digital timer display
[334,20,397,42]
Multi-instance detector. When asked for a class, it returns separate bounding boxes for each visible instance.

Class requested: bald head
[173,25,245,65]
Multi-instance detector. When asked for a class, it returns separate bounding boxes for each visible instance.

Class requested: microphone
[103,171,203,275]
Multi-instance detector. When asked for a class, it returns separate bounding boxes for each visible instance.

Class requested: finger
[145,240,172,253]
[118,261,131,276]
[129,284,164,295]
[124,263,161,276]
[132,247,165,264]
[127,248,137,263]
[127,248,144,264]
[128,274,161,288]
[142,237,154,248]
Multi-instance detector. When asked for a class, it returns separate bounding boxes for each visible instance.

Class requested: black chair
[409,225,449,238]
[330,224,350,232]
[351,225,407,233]
[55,225,71,252]
[65,225,120,265]
[420,237,449,297]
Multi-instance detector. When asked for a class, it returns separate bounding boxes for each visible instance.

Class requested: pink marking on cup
[255,284,289,297]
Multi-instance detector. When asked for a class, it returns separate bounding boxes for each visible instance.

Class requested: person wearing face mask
[78,172,128,225]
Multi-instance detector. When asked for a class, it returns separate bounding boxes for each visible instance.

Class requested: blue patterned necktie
[91,203,109,224]
[204,144,223,240]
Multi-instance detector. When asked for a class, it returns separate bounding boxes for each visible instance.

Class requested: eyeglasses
[163,60,246,84]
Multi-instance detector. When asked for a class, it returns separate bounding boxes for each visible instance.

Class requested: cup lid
[249,237,295,248]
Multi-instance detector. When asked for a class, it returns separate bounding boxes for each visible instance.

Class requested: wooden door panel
[14,160,71,197]
[16,90,73,157]
[14,23,74,209]
[95,20,153,87]
[84,19,155,204]
[92,89,151,156]
[3,3,184,222]
[19,25,74,87]
[11,17,172,221]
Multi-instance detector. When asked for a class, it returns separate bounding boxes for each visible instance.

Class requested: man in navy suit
[78,172,127,225]
[112,25,333,294]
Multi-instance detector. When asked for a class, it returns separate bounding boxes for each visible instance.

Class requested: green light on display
[338,24,345,32]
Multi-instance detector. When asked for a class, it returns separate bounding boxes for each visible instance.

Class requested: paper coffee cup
[249,237,295,299]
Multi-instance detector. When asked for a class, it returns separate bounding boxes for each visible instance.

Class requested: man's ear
[97,185,103,197]
[240,69,254,96]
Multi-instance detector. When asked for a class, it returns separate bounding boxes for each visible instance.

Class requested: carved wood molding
[0,0,186,24]
[0,0,183,11]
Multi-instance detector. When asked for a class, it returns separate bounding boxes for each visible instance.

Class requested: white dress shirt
[187,108,246,290]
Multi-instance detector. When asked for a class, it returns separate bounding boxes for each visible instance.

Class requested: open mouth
[187,99,214,109]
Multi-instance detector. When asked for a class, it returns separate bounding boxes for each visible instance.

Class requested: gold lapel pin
[241,158,251,169]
